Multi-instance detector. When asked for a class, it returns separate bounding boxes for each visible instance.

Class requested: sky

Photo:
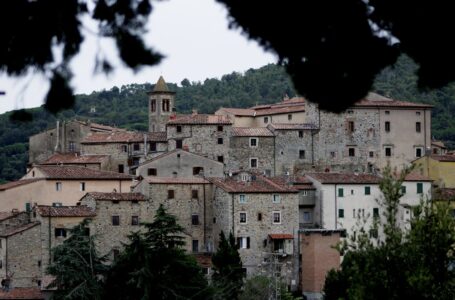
[0,0,276,114]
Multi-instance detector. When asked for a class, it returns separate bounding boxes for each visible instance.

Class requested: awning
[269,234,294,239]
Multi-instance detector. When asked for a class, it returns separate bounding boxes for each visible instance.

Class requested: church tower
[148,76,176,132]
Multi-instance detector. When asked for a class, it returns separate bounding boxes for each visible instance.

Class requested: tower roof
[153,76,170,92]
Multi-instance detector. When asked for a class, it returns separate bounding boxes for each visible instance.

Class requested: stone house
[81,131,167,174]
[228,127,275,175]
[135,149,224,178]
[79,192,148,259]
[133,177,214,254]
[209,173,300,290]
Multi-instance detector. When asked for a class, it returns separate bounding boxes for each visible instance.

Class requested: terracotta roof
[232,127,274,137]
[210,175,297,193]
[269,234,294,239]
[0,222,40,238]
[218,108,256,117]
[430,155,455,162]
[307,172,381,184]
[167,114,232,125]
[353,92,433,108]
[33,166,133,180]
[137,149,222,167]
[146,177,210,184]
[86,192,146,201]
[36,205,96,217]
[254,105,306,116]
[267,123,318,130]
[431,141,447,149]
[404,172,432,182]
[268,176,316,190]
[434,188,455,201]
[82,131,166,143]
[41,153,109,165]
[0,179,43,191]
[90,122,125,132]
[0,287,45,299]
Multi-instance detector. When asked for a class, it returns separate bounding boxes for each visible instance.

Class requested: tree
[211,231,244,299]
[46,220,107,300]
[239,275,299,300]
[323,167,455,300]
[104,204,211,300]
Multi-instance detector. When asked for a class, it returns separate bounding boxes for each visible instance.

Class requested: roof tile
[36,205,96,217]
[307,172,381,184]
[41,153,109,165]
[33,166,133,180]
[82,131,166,143]
[167,114,232,125]
[86,192,146,201]
[0,179,43,191]
[209,175,297,193]
[232,127,274,137]
[0,287,45,299]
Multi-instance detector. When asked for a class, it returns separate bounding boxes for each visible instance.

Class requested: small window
[348,148,355,157]
[240,212,247,223]
[133,143,140,151]
[417,182,423,194]
[401,186,407,194]
[338,188,344,197]
[288,114,292,121]
[416,147,423,158]
[112,200,119,204]
[80,182,85,191]
[217,156,224,163]
[162,99,170,112]
[239,194,247,204]
[118,164,124,173]
[238,237,250,249]
[250,138,258,147]
[385,110,390,115]
[250,158,258,168]
[385,121,390,132]
[176,140,183,149]
[257,213,262,221]
[369,151,374,158]
[272,211,281,224]
[192,189,199,199]
[56,182,62,191]
[264,117,269,124]
[373,208,379,218]
[272,194,281,204]
[416,111,421,116]
[37,260,41,267]
[112,216,120,226]
[299,150,305,159]
[131,216,139,226]
[150,142,157,152]
[338,209,344,218]
[348,121,355,132]
[148,168,157,176]
[330,151,336,158]
[193,167,203,175]
[217,125,223,132]
[168,190,175,199]
[0,260,2,269]
[52,202,62,207]
[365,186,371,195]
[298,130,303,138]
[25,202,31,212]
[217,137,224,144]
[302,190,308,196]
[55,228,67,238]
[192,240,199,252]
[385,147,392,157]
[151,99,156,112]
[351,189,354,195]
[303,211,312,223]
[192,214,199,225]
[416,122,421,133]
[176,125,182,133]
[213,217,217,224]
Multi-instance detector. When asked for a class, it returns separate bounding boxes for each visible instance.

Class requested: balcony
[299,195,315,206]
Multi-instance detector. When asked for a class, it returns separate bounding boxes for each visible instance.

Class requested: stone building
[135,149,224,178]
[148,76,176,133]
[209,173,299,290]
[81,131,167,174]
[38,153,111,170]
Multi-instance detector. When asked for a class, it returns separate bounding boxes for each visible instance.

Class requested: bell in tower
[147,76,176,132]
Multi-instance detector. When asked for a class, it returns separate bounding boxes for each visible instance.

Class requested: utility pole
[260,252,284,300]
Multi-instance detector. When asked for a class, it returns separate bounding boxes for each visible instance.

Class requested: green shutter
[401,186,406,194]
[373,208,379,218]
[417,183,423,194]
[365,186,371,195]
[25,202,31,212]
[338,209,344,218]
[338,188,344,197]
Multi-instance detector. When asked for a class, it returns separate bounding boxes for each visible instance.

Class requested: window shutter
[247,237,250,249]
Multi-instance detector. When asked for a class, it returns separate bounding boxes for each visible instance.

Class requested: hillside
[0,57,454,183]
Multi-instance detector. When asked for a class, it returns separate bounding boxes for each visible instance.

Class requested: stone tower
[148,76,176,132]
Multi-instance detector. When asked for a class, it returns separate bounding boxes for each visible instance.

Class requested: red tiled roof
[0,287,45,299]
[41,153,109,165]
[36,205,96,217]
[232,127,274,137]
[218,108,256,117]
[90,122,125,132]
[254,105,306,116]
[167,114,232,125]
[267,123,318,130]
[269,234,294,239]
[137,149,222,168]
[0,179,43,191]
[0,222,40,238]
[82,131,166,143]
[434,188,455,201]
[146,177,210,184]
[353,93,432,108]
[307,172,381,184]
[210,175,297,193]
[86,192,146,201]
[404,172,432,182]
[430,155,455,162]
[34,166,133,180]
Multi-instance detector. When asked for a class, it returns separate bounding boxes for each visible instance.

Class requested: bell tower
[148,76,175,132]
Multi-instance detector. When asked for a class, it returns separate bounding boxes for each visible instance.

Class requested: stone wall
[228,136,274,175]
[149,93,175,132]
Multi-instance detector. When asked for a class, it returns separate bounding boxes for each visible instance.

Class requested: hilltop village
[1,76,453,299]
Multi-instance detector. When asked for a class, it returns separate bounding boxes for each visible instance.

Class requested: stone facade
[228,136,275,175]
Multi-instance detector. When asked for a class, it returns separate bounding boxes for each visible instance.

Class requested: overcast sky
[0,0,276,114]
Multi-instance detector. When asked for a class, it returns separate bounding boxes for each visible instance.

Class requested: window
[25,202,31,212]
[52,202,62,207]
[373,208,379,218]
[193,167,203,175]
[415,147,423,157]
[385,110,390,115]
[272,194,281,204]
[330,151,336,158]
[68,141,76,152]
[176,125,182,133]
[162,99,170,112]
[240,212,247,223]
[348,148,355,157]
[80,182,85,191]
[348,121,355,132]
[192,189,199,199]
[351,189,354,195]
[353,209,356,218]
[303,211,312,223]
[257,213,262,221]
[299,130,303,138]
[302,190,308,196]
[416,122,421,133]
[120,145,127,153]
[338,209,344,218]
[150,142,157,152]
[118,164,124,173]
[338,188,344,197]
[38,260,41,267]
[0,260,2,269]
[217,137,224,144]
[264,117,269,124]
[400,185,407,194]
[217,125,223,132]
[369,151,374,158]
[112,216,120,226]
[250,158,258,168]
[131,216,139,226]
[385,147,392,157]
[217,155,224,163]
[273,211,281,224]
[192,214,199,225]
[56,182,62,191]
[55,228,67,238]
[417,182,423,194]
[151,99,156,112]
[288,114,292,121]
[176,139,183,149]
[385,121,390,132]
[192,240,199,252]
[239,194,247,204]
[148,168,157,176]
[133,143,140,151]
[168,190,175,199]
[365,186,371,195]
[238,237,250,249]
[299,150,305,159]
[250,138,258,147]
